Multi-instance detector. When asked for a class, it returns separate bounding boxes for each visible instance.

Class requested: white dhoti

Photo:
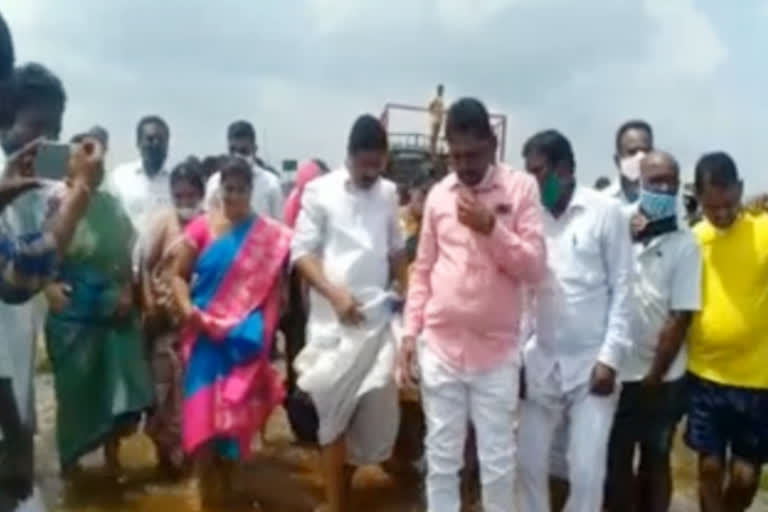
[518,366,619,512]
[419,343,520,512]
[294,290,400,465]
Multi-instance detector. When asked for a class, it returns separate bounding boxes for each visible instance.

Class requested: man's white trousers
[518,366,619,512]
[419,343,520,512]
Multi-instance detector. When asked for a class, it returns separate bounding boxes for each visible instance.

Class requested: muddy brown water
[33,374,767,512]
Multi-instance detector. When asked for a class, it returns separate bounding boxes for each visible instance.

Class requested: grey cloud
[4,0,767,190]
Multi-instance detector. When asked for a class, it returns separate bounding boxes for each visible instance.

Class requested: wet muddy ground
[32,373,768,512]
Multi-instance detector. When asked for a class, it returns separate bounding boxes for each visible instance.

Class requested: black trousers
[279,269,318,444]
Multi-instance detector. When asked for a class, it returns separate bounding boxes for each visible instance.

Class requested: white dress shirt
[107,159,172,232]
[524,186,633,392]
[205,164,283,220]
[621,221,701,382]
[290,169,403,339]
[106,159,171,272]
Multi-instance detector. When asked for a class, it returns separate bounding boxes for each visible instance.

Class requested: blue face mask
[639,188,677,221]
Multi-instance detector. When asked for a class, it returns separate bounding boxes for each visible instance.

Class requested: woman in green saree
[44,150,153,477]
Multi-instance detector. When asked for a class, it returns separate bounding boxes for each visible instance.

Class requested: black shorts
[684,373,768,464]
[610,378,686,460]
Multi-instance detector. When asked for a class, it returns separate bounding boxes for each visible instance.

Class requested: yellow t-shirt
[687,212,768,389]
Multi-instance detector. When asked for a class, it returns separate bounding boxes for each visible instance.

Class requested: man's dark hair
[136,115,169,141]
[227,120,256,143]
[594,176,612,190]
[615,119,653,154]
[445,98,493,140]
[0,12,13,82]
[10,62,66,116]
[312,158,330,173]
[522,129,575,168]
[0,13,13,129]
[220,155,254,188]
[201,154,227,180]
[694,151,740,192]
[170,156,206,196]
[347,114,387,154]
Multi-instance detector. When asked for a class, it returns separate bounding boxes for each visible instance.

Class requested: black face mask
[634,216,678,244]
[141,145,167,172]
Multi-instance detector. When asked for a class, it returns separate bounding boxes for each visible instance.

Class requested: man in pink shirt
[399,98,546,512]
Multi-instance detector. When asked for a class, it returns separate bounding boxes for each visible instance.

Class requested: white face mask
[234,153,255,167]
[176,205,202,221]
[619,151,647,181]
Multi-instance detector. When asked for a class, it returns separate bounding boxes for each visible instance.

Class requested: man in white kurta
[518,129,633,512]
[106,116,172,275]
[291,114,404,512]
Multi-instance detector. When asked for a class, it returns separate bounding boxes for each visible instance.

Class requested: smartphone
[33,142,70,180]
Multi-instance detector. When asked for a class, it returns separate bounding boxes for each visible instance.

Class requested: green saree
[45,189,153,469]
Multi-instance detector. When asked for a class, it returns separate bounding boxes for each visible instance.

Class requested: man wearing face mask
[604,151,701,512]
[204,120,282,219]
[517,130,633,512]
[291,114,406,512]
[605,120,654,205]
[107,116,172,271]
[399,98,546,512]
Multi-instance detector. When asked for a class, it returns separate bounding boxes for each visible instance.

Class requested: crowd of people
[0,10,766,512]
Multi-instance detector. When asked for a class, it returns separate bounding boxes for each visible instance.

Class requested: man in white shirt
[204,120,282,219]
[604,151,700,512]
[517,130,633,512]
[107,115,172,271]
[291,114,405,512]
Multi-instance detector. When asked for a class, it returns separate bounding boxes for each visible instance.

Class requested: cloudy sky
[4,0,767,189]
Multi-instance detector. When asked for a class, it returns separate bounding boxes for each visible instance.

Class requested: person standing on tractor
[428,84,445,156]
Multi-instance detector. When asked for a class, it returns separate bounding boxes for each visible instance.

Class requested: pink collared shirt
[404,165,546,372]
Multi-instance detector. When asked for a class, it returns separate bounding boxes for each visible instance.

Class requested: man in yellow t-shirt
[686,151,768,512]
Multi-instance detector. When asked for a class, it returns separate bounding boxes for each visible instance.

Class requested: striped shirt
[0,229,57,303]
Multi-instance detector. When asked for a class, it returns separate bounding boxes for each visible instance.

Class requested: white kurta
[518,186,633,512]
[106,160,171,272]
[291,169,403,464]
